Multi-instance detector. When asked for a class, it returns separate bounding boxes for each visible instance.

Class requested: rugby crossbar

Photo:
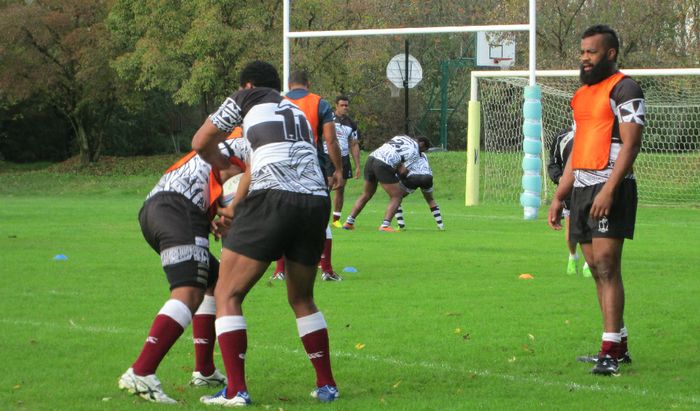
[283,0,538,92]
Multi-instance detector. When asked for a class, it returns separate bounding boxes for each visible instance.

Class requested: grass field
[1,153,699,410]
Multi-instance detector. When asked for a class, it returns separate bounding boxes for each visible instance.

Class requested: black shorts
[401,174,433,191]
[328,155,353,180]
[223,189,330,266]
[364,156,399,184]
[139,192,219,290]
[569,179,638,243]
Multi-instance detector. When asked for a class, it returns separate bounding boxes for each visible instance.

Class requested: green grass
[1,153,699,410]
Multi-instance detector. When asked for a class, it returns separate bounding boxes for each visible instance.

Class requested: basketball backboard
[476,31,516,68]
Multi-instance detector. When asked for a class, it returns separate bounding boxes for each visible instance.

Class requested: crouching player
[118,136,247,403]
[394,140,444,230]
[342,135,424,232]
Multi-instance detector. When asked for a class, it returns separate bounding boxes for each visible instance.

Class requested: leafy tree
[108,0,283,114]
[0,0,121,164]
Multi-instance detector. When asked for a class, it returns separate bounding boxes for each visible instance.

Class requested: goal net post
[466,68,700,207]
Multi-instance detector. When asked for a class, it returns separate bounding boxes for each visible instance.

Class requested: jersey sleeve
[611,77,646,126]
[319,99,335,124]
[350,119,359,141]
[210,93,244,133]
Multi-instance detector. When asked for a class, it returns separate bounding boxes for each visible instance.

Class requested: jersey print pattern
[147,139,246,211]
[370,135,420,168]
[405,153,432,176]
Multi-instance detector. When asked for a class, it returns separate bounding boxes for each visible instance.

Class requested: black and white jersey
[405,152,432,177]
[210,88,328,196]
[147,138,249,212]
[573,77,645,188]
[369,135,420,169]
[326,115,359,156]
[547,127,574,185]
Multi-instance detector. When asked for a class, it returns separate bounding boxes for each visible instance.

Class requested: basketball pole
[404,40,410,135]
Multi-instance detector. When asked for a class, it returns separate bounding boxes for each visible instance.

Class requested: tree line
[1,0,698,164]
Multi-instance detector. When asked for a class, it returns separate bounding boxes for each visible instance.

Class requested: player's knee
[287,294,315,311]
[591,260,619,281]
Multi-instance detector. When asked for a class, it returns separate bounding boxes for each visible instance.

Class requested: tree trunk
[74,119,91,165]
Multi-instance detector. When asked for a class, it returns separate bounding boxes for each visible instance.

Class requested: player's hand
[548,198,564,230]
[210,216,232,240]
[354,167,361,179]
[590,186,614,220]
[331,170,346,190]
[217,202,234,219]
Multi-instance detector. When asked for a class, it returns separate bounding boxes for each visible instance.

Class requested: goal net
[475,71,700,206]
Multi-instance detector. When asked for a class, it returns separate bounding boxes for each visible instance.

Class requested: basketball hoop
[492,57,514,69]
[388,82,401,98]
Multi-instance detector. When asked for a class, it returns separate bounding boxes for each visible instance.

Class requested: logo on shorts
[598,216,609,233]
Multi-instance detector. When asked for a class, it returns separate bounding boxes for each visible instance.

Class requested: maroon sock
[218,330,248,395]
[319,239,333,272]
[275,258,285,274]
[301,328,336,387]
[600,340,621,359]
[620,335,628,355]
[132,314,185,375]
[192,314,216,375]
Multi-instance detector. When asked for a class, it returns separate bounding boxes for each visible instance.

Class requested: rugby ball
[219,173,242,206]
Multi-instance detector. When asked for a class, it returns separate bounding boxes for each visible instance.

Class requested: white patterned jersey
[369,135,421,168]
[209,88,328,196]
[405,152,432,177]
[147,138,249,212]
[573,77,645,188]
[325,114,359,157]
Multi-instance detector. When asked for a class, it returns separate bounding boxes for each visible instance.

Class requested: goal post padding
[466,69,700,207]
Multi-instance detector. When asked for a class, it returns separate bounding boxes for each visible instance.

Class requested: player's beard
[579,56,616,86]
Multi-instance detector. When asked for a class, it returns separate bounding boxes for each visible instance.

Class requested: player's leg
[202,190,287,406]
[564,214,579,275]
[332,185,345,227]
[190,253,227,387]
[344,158,380,229]
[272,257,285,280]
[141,284,204,382]
[588,237,625,375]
[204,249,268,405]
[332,156,352,227]
[379,181,404,231]
[395,205,406,230]
[319,225,341,281]
[121,194,210,403]
[286,259,339,401]
[421,188,444,230]
[344,179,377,229]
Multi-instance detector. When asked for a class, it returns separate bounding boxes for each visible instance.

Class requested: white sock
[569,253,579,260]
[602,332,621,343]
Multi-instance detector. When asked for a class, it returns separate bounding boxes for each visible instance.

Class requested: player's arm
[589,122,642,219]
[548,156,574,230]
[350,133,361,179]
[323,120,345,190]
[192,120,231,170]
[396,163,409,178]
[217,163,251,219]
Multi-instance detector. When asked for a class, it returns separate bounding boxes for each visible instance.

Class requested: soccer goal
[469,69,700,207]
